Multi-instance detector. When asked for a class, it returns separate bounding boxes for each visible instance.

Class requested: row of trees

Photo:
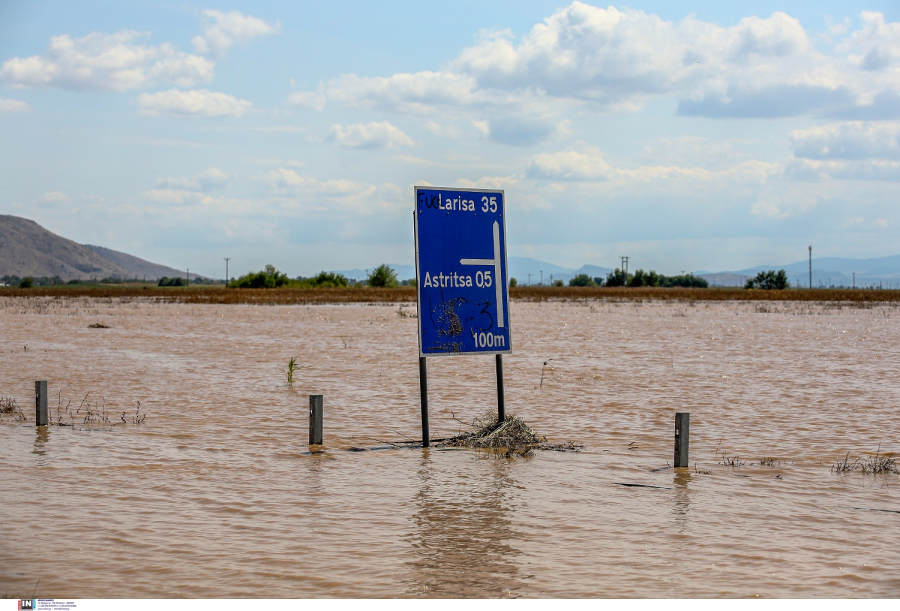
[568,269,710,288]
[227,264,406,289]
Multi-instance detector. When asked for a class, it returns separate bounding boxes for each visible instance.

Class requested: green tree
[605,268,631,287]
[308,271,348,287]
[18,277,33,289]
[552,279,564,287]
[508,277,518,287]
[367,264,399,288]
[569,273,597,287]
[745,269,789,290]
[230,264,290,288]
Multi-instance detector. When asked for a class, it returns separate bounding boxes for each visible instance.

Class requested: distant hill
[0,215,201,281]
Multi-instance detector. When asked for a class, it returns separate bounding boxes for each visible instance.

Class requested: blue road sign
[415,186,511,356]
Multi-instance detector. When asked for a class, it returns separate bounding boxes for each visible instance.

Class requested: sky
[1,0,899,279]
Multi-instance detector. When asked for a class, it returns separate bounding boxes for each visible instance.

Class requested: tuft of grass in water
[0,396,26,422]
[284,356,302,387]
[719,453,746,468]
[832,447,898,475]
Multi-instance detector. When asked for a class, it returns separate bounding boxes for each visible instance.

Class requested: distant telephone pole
[620,256,629,276]
[808,245,812,289]
[540,270,544,285]
[186,268,190,286]
[224,257,230,284]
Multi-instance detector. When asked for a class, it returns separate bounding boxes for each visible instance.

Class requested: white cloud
[839,12,900,72]
[286,90,326,111]
[786,158,900,182]
[293,4,900,120]
[0,31,214,91]
[527,146,614,180]
[192,10,280,58]
[476,116,561,146]
[790,121,900,160]
[261,168,376,199]
[135,89,251,117]
[751,189,818,219]
[41,191,68,202]
[453,175,518,190]
[328,121,414,149]
[0,98,29,112]
[157,168,231,191]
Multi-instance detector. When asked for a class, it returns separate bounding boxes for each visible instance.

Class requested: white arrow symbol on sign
[460,220,505,328]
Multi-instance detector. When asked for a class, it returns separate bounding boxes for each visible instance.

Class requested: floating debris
[87,323,111,328]
[438,413,584,457]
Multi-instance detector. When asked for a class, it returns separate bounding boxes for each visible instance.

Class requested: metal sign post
[414,186,512,447]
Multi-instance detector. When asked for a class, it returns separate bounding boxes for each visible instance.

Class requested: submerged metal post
[308,394,323,445]
[674,412,689,468]
[419,356,429,448]
[35,380,48,426]
[496,354,506,422]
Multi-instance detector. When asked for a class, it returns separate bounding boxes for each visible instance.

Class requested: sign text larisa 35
[414,187,511,356]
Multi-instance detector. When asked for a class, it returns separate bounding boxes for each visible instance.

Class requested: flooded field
[1,296,899,598]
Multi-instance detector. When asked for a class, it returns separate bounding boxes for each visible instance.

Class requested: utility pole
[186,268,190,286]
[620,256,629,276]
[808,245,812,289]
[852,272,855,289]
[527,273,531,285]
[540,270,543,285]
[224,257,230,284]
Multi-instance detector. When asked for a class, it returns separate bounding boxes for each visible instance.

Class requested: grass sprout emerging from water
[719,454,746,468]
[284,356,302,387]
[832,447,898,475]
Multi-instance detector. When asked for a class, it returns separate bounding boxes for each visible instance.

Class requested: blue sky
[1,1,899,279]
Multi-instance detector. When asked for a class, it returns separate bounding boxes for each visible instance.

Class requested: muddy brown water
[1,297,899,598]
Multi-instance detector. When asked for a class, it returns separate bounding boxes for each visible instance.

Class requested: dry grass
[2,285,899,305]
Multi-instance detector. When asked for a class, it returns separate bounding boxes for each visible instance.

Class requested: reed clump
[440,412,583,457]
[0,397,25,421]
[832,449,898,475]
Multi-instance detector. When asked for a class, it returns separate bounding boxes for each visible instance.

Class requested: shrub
[552,279,564,287]
[18,277,33,289]
[158,276,187,287]
[307,271,349,287]
[367,264,399,288]
[569,274,597,287]
[659,273,708,288]
[745,269,789,290]
[509,277,518,288]
[230,264,290,289]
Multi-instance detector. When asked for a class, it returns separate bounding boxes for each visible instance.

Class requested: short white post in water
[460,220,505,328]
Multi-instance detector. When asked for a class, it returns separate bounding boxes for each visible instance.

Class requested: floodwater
[1,296,899,598]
